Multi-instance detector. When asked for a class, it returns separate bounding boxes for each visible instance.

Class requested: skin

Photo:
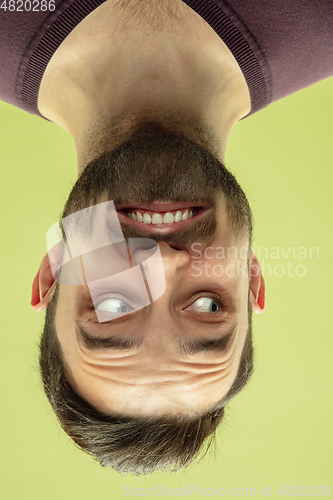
[33,197,265,417]
[37,0,251,171]
[32,0,265,417]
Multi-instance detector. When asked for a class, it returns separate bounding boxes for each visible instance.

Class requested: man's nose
[158,241,191,273]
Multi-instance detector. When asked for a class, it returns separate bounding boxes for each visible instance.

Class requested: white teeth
[152,213,163,224]
[174,211,182,223]
[182,209,189,221]
[126,209,197,224]
[143,213,152,224]
[163,212,174,224]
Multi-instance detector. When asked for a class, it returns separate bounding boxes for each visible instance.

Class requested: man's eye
[185,296,221,313]
[96,298,133,313]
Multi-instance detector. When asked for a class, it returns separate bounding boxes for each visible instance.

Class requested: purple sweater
[0,0,332,119]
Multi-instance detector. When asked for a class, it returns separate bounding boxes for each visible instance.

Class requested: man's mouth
[115,202,210,232]
[123,207,199,224]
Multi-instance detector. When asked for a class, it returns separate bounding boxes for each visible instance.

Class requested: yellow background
[0,76,332,499]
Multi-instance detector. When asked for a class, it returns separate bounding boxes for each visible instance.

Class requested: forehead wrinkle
[75,337,239,379]
[78,361,236,387]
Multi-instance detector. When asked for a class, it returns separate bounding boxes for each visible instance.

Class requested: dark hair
[65,122,253,244]
[39,286,253,475]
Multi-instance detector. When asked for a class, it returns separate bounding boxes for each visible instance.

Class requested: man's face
[53,123,256,418]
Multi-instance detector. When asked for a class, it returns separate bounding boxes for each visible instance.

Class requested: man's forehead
[65,324,242,417]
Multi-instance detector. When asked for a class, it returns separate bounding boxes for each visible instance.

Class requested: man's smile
[116,204,212,234]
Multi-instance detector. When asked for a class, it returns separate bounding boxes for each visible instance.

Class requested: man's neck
[37,0,251,172]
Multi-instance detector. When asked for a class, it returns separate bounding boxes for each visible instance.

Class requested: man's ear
[31,253,57,311]
[249,251,265,314]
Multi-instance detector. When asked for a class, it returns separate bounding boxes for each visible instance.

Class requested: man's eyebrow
[178,323,237,355]
[77,324,144,350]
[77,322,237,354]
